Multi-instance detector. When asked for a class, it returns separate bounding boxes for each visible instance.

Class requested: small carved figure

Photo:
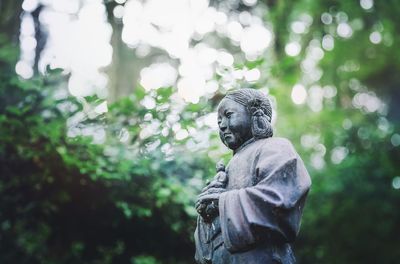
[194,89,311,264]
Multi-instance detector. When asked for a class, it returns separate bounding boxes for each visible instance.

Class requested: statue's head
[217,88,273,151]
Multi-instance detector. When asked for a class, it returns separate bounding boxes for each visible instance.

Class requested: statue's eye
[226,111,233,117]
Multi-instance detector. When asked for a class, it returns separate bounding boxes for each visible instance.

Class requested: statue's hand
[195,200,219,223]
[202,179,225,192]
[195,187,225,222]
[197,187,224,203]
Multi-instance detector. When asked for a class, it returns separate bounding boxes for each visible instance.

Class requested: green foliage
[0,36,214,263]
[132,255,160,264]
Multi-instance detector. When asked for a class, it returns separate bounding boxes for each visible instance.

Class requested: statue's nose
[218,118,227,130]
[219,118,228,131]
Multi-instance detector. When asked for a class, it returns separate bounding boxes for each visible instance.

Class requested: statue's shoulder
[260,137,293,146]
[258,137,297,157]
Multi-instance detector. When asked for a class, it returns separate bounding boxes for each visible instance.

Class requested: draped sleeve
[218,138,311,253]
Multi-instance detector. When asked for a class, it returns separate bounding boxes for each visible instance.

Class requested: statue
[194,89,311,264]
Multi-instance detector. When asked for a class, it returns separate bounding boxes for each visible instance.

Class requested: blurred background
[1,0,400,263]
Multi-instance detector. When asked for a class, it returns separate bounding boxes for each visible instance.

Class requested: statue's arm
[219,139,311,253]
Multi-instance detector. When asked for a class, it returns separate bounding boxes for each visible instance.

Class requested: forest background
[1,0,400,263]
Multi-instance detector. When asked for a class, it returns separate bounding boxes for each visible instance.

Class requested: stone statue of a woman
[194,89,311,264]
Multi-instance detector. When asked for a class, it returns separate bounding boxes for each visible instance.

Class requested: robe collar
[233,137,256,155]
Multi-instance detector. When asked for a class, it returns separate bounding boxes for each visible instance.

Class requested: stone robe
[194,137,311,264]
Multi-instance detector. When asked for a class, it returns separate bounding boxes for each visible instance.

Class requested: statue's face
[217,98,252,150]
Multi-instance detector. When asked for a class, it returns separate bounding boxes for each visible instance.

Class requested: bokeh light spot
[244,68,261,82]
[22,0,39,12]
[369,31,382,44]
[360,0,374,10]
[322,35,334,51]
[140,63,177,91]
[392,177,400,190]
[331,146,349,164]
[242,0,257,7]
[113,5,124,19]
[291,84,307,105]
[285,42,301,57]
[291,21,306,34]
[240,25,272,57]
[321,13,332,25]
[15,61,33,79]
[337,23,353,38]
[391,134,400,147]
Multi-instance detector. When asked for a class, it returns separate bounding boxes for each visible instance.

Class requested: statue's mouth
[224,133,232,139]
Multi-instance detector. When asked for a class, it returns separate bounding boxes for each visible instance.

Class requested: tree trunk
[0,0,23,43]
[104,2,162,102]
